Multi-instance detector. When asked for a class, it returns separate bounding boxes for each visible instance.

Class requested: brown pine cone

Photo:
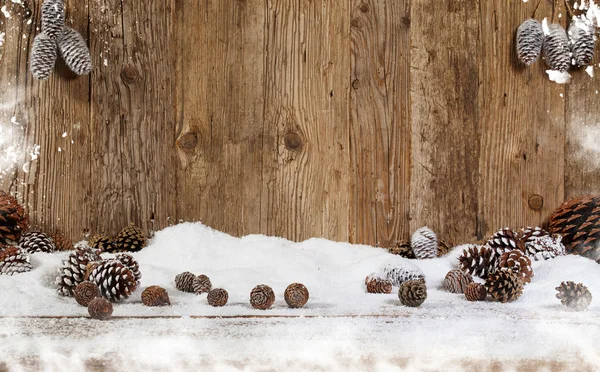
[485,270,524,303]
[499,250,533,283]
[50,232,74,251]
[284,283,309,308]
[486,228,525,256]
[250,284,275,310]
[458,245,498,279]
[443,269,473,294]
[115,253,141,285]
[0,190,28,244]
[365,274,393,294]
[0,246,33,275]
[437,240,453,257]
[89,235,114,253]
[19,231,55,253]
[398,280,427,307]
[519,226,549,243]
[141,286,171,306]
[56,248,102,296]
[411,227,438,259]
[114,225,146,252]
[74,281,100,306]
[555,281,592,311]
[88,297,113,320]
[464,283,487,301]
[175,271,196,293]
[89,260,137,302]
[388,241,415,259]
[192,274,212,294]
[207,288,228,307]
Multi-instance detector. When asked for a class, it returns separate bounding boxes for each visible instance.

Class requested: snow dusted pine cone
[543,24,571,72]
[207,288,229,307]
[365,274,393,294]
[443,269,473,294]
[141,286,171,306]
[458,245,498,279]
[388,241,415,259]
[523,235,565,261]
[30,33,57,80]
[398,280,427,307]
[19,231,55,253]
[175,271,196,293]
[284,283,309,308]
[89,235,114,253]
[115,253,141,285]
[58,27,92,76]
[74,281,100,306]
[486,228,525,256]
[89,260,138,302]
[464,283,487,301]
[411,227,438,259]
[568,22,595,67]
[556,281,592,311]
[0,246,32,275]
[485,270,524,303]
[516,19,544,65]
[250,284,276,310]
[382,261,425,287]
[499,250,533,284]
[114,225,146,252]
[88,297,113,320]
[40,0,65,40]
[56,248,102,296]
[0,190,28,244]
[519,226,549,243]
[50,232,73,251]
[192,274,212,294]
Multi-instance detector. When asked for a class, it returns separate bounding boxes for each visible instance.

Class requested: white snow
[542,18,550,36]
[587,65,595,77]
[546,70,572,84]
[1,5,10,19]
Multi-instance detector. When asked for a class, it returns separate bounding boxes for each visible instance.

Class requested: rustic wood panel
[349,0,411,247]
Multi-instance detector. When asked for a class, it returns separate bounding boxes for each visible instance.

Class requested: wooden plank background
[0,0,597,247]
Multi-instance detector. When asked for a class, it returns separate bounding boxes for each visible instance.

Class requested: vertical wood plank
[349,0,411,247]
[261,0,351,242]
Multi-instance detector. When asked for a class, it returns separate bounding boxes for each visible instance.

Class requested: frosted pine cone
[175,271,196,293]
[486,228,525,256]
[411,227,438,259]
[516,19,544,65]
[398,280,427,307]
[388,241,414,259]
[74,281,100,306]
[88,297,113,320]
[0,190,29,244]
[89,260,137,302]
[19,232,55,253]
[58,27,92,76]
[485,270,524,303]
[250,284,275,310]
[365,274,393,294]
[55,248,102,296]
[114,225,146,252]
[41,0,65,40]
[30,33,58,80]
[115,253,141,285]
[284,283,309,308]
[569,22,595,67]
[519,226,548,242]
[464,283,487,301]
[556,281,592,311]
[89,235,114,253]
[499,250,533,283]
[543,24,571,72]
[458,245,498,279]
[141,286,171,306]
[524,234,565,261]
[207,288,229,307]
[443,269,473,294]
[0,246,33,275]
[192,274,212,294]
[382,260,425,286]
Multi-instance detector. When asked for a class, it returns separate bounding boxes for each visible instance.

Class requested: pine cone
[365,274,393,294]
[382,261,425,287]
[485,270,524,303]
[284,283,309,308]
[55,248,102,296]
[0,246,32,275]
[549,196,600,263]
[516,19,544,65]
[486,228,525,256]
[411,227,438,259]
[388,241,414,259]
[19,231,55,253]
[50,232,74,251]
[141,286,171,306]
[437,240,453,257]
[568,22,595,67]
[30,33,57,80]
[555,281,592,311]
[89,260,137,302]
[114,225,146,252]
[499,250,533,283]
[115,253,141,285]
[74,281,100,306]
[443,269,473,294]
[192,274,212,294]
[398,280,427,307]
[88,297,113,320]
[523,234,565,261]
[40,0,65,40]
[464,283,487,301]
[89,235,114,253]
[175,271,196,293]
[250,284,275,310]
[0,190,28,244]
[519,226,549,242]
[543,23,571,72]
[58,27,92,75]
[458,245,498,279]
[207,288,228,307]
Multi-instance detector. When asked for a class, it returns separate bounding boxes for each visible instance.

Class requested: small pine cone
[175,271,196,293]
[207,288,229,307]
[523,234,565,261]
[141,286,171,306]
[437,240,453,257]
[40,0,65,40]
[499,250,533,283]
[556,281,592,311]
[192,274,212,294]
[443,269,473,294]
[250,284,276,310]
[388,241,415,259]
[382,261,425,287]
[284,283,309,308]
[114,225,146,252]
[519,226,549,243]
[398,280,427,307]
[55,248,102,296]
[569,22,595,67]
[0,190,29,244]
[30,33,57,80]
[543,24,571,72]
[411,227,438,259]
[0,246,33,275]
[19,232,55,253]
[485,270,524,303]
[89,235,114,253]
[115,253,141,285]
[365,274,393,294]
[458,245,498,279]
[74,281,100,306]
[88,297,113,320]
[89,260,137,302]
[486,228,525,256]
[464,283,487,302]
[516,19,544,65]
[50,232,74,251]
[58,27,92,76]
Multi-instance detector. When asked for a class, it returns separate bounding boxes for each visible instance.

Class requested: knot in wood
[528,194,544,211]
[177,132,199,150]
[352,79,360,89]
[120,64,139,84]
[284,131,304,151]
[351,18,362,29]
[360,4,370,13]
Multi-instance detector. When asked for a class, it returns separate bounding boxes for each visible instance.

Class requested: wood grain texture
[349,0,411,247]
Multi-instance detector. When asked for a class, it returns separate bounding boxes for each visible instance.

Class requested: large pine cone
[88,297,113,320]
[555,281,592,311]
[388,241,414,259]
[0,246,33,275]
[0,191,28,244]
[543,23,571,72]
[50,232,74,251]
[175,271,196,293]
[19,232,55,253]
[458,245,498,279]
[398,280,427,307]
[464,283,487,301]
[192,274,212,294]
[411,227,438,259]
[499,250,533,283]
[89,260,138,302]
[250,284,275,310]
[486,228,525,256]
[207,288,229,307]
[516,19,544,65]
[30,33,57,80]
[284,283,309,308]
[382,261,425,287]
[89,235,114,253]
[549,196,600,263]
[443,269,473,294]
[485,270,524,303]
[569,22,595,67]
[58,27,92,75]
[74,281,100,306]
[56,248,102,296]
[141,286,171,306]
[365,274,393,294]
[114,225,146,252]
[115,253,141,285]
[40,0,65,40]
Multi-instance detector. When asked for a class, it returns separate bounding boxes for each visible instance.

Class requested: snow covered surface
[2,222,600,370]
